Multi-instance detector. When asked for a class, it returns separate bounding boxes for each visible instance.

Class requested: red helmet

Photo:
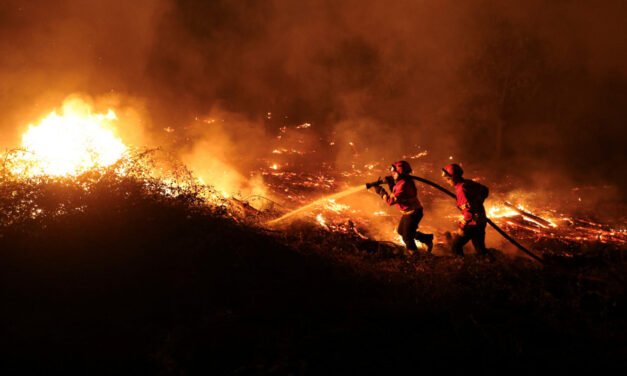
[442,163,463,178]
[391,160,412,175]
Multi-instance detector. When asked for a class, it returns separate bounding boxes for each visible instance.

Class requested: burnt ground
[1,180,627,375]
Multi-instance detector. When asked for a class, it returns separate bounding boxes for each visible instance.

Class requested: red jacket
[376,176,422,214]
[454,179,489,228]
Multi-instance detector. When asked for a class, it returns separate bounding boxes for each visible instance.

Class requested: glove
[373,185,385,197]
[384,175,395,189]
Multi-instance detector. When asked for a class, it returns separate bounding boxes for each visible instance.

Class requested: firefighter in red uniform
[370,161,434,254]
[441,163,490,257]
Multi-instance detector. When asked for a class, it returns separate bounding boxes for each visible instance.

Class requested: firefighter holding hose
[441,163,492,258]
[368,161,434,255]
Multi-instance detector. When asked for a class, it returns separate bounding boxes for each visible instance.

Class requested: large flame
[14,99,127,177]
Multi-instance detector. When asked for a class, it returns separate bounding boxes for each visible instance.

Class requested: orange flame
[12,98,127,177]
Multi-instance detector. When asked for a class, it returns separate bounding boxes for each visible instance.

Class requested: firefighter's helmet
[391,160,412,175]
[442,163,463,178]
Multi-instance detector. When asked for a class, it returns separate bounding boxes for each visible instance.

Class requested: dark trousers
[452,225,487,256]
[397,209,432,251]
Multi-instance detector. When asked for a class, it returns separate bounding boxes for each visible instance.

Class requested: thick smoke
[1,0,626,192]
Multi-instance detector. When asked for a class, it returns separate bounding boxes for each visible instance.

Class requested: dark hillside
[1,176,626,374]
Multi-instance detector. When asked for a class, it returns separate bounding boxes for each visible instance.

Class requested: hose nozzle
[365,177,384,189]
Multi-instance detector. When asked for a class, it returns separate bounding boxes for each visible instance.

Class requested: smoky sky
[1,0,626,188]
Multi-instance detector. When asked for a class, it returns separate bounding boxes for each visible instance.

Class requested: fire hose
[366,176,544,264]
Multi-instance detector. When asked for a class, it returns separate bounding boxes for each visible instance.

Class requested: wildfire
[11,98,127,177]
[7,98,619,253]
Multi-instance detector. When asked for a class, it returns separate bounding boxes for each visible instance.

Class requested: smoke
[177,107,269,198]
[1,0,626,191]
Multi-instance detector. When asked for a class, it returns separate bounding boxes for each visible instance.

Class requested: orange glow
[316,213,328,228]
[487,205,519,219]
[12,98,127,177]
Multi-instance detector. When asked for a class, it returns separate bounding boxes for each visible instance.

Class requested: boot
[478,249,496,262]
[425,234,434,254]
[416,233,434,254]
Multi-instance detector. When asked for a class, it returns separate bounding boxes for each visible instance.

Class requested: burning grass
[246,120,627,258]
[0,148,231,232]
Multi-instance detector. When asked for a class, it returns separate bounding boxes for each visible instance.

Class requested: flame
[13,98,127,177]
[488,202,558,228]
[316,213,328,228]
[393,232,404,245]
[487,205,519,218]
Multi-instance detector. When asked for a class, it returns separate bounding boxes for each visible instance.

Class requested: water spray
[265,185,364,226]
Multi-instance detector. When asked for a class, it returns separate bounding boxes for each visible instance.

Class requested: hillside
[1,174,626,374]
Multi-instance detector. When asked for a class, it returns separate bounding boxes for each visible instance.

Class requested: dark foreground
[1,179,627,375]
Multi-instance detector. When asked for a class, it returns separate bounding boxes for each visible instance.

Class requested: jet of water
[266,185,365,226]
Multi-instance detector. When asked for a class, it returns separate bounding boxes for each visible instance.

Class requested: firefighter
[441,163,491,257]
[370,160,434,255]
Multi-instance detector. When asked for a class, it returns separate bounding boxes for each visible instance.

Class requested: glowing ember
[487,205,520,219]
[316,213,328,228]
[13,99,127,177]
